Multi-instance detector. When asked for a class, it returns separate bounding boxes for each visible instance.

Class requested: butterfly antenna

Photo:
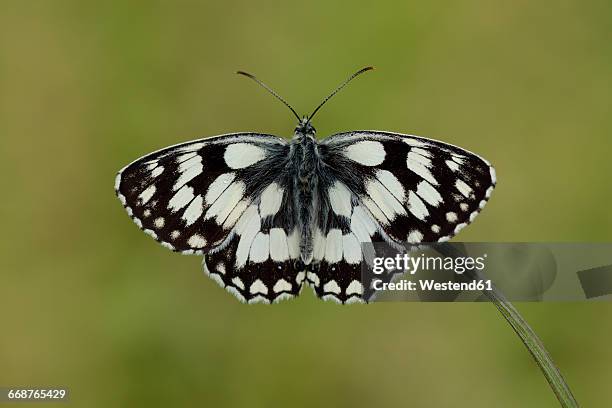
[236,70,301,121]
[308,66,374,121]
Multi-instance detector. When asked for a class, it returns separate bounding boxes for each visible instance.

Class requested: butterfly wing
[320,131,496,244]
[308,180,394,303]
[202,173,305,304]
[115,133,289,253]
[116,133,305,303]
[310,131,496,303]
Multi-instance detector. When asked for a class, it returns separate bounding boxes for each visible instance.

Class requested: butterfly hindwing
[203,178,305,303]
[310,174,417,304]
[115,133,290,254]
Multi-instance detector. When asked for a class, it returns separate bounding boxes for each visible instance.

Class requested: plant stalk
[436,243,579,407]
[468,269,579,407]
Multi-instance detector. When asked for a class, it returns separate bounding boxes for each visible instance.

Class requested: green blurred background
[1,1,611,406]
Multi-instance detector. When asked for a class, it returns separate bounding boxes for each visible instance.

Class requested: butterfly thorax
[291,125,320,265]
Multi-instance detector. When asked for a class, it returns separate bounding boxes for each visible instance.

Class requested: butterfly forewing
[320,131,496,245]
[115,133,289,253]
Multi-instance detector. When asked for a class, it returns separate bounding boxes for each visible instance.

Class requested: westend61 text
[372,279,493,292]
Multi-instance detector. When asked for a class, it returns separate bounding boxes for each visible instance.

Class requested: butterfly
[115,67,496,304]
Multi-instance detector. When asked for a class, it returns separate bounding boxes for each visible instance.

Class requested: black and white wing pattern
[202,172,305,304]
[308,181,392,304]
[115,133,304,303]
[312,131,496,303]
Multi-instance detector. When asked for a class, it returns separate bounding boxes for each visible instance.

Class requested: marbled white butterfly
[115,67,496,304]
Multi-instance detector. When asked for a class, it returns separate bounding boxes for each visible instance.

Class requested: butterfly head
[295,117,316,137]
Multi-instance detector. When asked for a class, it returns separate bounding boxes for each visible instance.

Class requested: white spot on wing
[168,185,194,212]
[351,206,376,243]
[452,155,464,164]
[402,138,428,147]
[287,229,300,259]
[188,234,207,248]
[231,276,245,290]
[177,142,205,153]
[174,155,203,190]
[235,206,261,268]
[250,279,268,295]
[161,242,175,250]
[248,295,270,304]
[408,151,432,167]
[346,280,363,296]
[416,180,443,207]
[407,230,424,243]
[269,228,289,261]
[273,279,292,293]
[365,178,406,220]
[296,271,306,284]
[455,179,473,198]
[249,232,269,263]
[323,280,341,294]
[204,181,246,222]
[446,212,458,223]
[375,169,406,203]
[324,229,343,263]
[151,166,164,178]
[177,152,197,163]
[411,147,431,157]
[145,161,158,170]
[222,199,249,230]
[138,185,156,205]
[446,160,460,172]
[313,229,326,261]
[153,217,165,229]
[361,197,389,225]
[343,141,385,166]
[407,191,429,221]
[182,195,204,226]
[224,143,266,169]
[407,152,438,185]
[490,166,497,184]
[259,182,283,218]
[328,181,353,218]
[205,173,236,205]
[307,271,320,287]
[342,233,362,264]
[144,229,157,239]
[454,222,468,234]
